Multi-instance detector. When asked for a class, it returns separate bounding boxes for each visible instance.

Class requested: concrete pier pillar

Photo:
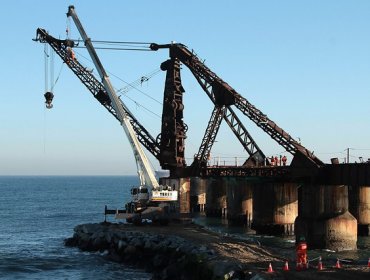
[205,178,227,217]
[252,182,297,235]
[190,177,207,213]
[349,185,370,236]
[225,178,253,226]
[160,177,191,217]
[295,184,357,251]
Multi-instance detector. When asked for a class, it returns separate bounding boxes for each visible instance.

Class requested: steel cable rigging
[72,39,153,51]
[72,48,162,118]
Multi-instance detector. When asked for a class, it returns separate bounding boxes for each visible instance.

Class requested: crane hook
[44,91,54,109]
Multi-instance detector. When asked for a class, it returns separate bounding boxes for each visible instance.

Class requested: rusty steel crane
[150,43,324,174]
[34,15,323,178]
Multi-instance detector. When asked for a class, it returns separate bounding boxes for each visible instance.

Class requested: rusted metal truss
[159,58,186,170]
[194,105,226,165]
[152,43,323,167]
[35,28,160,159]
[223,107,266,165]
[233,95,323,165]
[191,71,266,166]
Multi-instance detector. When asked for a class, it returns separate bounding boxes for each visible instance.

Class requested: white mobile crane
[65,6,178,223]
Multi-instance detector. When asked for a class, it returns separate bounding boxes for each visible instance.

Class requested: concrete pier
[252,182,297,235]
[160,177,191,216]
[224,178,253,226]
[162,175,362,250]
[349,185,370,236]
[295,184,357,251]
[205,178,227,217]
[189,177,207,213]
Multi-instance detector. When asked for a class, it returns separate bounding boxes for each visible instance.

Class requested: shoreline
[65,222,369,280]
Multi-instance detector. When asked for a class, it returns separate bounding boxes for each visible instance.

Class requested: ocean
[0,176,368,279]
[0,176,151,280]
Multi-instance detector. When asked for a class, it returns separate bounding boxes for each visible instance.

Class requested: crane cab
[130,186,149,203]
[150,185,178,202]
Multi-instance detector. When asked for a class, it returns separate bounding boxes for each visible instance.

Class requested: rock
[161,262,181,280]
[199,245,207,252]
[104,232,112,243]
[131,237,143,248]
[65,223,219,280]
[106,251,122,263]
[78,233,91,243]
[152,254,168,268]
[64,237,77,247]
[118,240,127,250]
[78,223,101,234]
[144,239,153,249]
[124,245,136,255]
[208,260,241,280]
[92,236,107,250]
[224,270,235,280]
[249,273,270,280]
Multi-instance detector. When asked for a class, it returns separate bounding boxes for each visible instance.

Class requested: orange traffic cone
[335,259,341,269]
[317,256,323,271]
[283,260,289,271]
[267,263,274,273]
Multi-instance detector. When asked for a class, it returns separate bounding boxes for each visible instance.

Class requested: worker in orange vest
[296,236,308,269]
[66,47,76,62]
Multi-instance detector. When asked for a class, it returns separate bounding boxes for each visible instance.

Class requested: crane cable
[74,46,152,51]
[44,43,65,92]
[65,25,161,117]
[116,68,161,94]
[113,69,162,104]
[44,44,49,92]
[51,63,65,91]
[43,44,50,154]
[73,49,162,117]
[72,39,153,51]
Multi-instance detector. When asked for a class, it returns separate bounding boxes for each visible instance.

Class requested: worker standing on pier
[282,155,287,166]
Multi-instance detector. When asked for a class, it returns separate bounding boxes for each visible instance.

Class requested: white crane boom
[67,5,159,189]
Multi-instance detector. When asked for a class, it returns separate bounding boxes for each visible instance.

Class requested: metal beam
[159,58,186,170]
[190,69,266,165]
[195,105,225,165]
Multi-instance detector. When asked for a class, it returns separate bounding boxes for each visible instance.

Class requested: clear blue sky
[1,0,369,175]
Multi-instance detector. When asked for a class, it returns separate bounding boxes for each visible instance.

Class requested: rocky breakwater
[64,222,246,280]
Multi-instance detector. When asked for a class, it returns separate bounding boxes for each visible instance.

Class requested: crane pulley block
[44,91,54,109]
